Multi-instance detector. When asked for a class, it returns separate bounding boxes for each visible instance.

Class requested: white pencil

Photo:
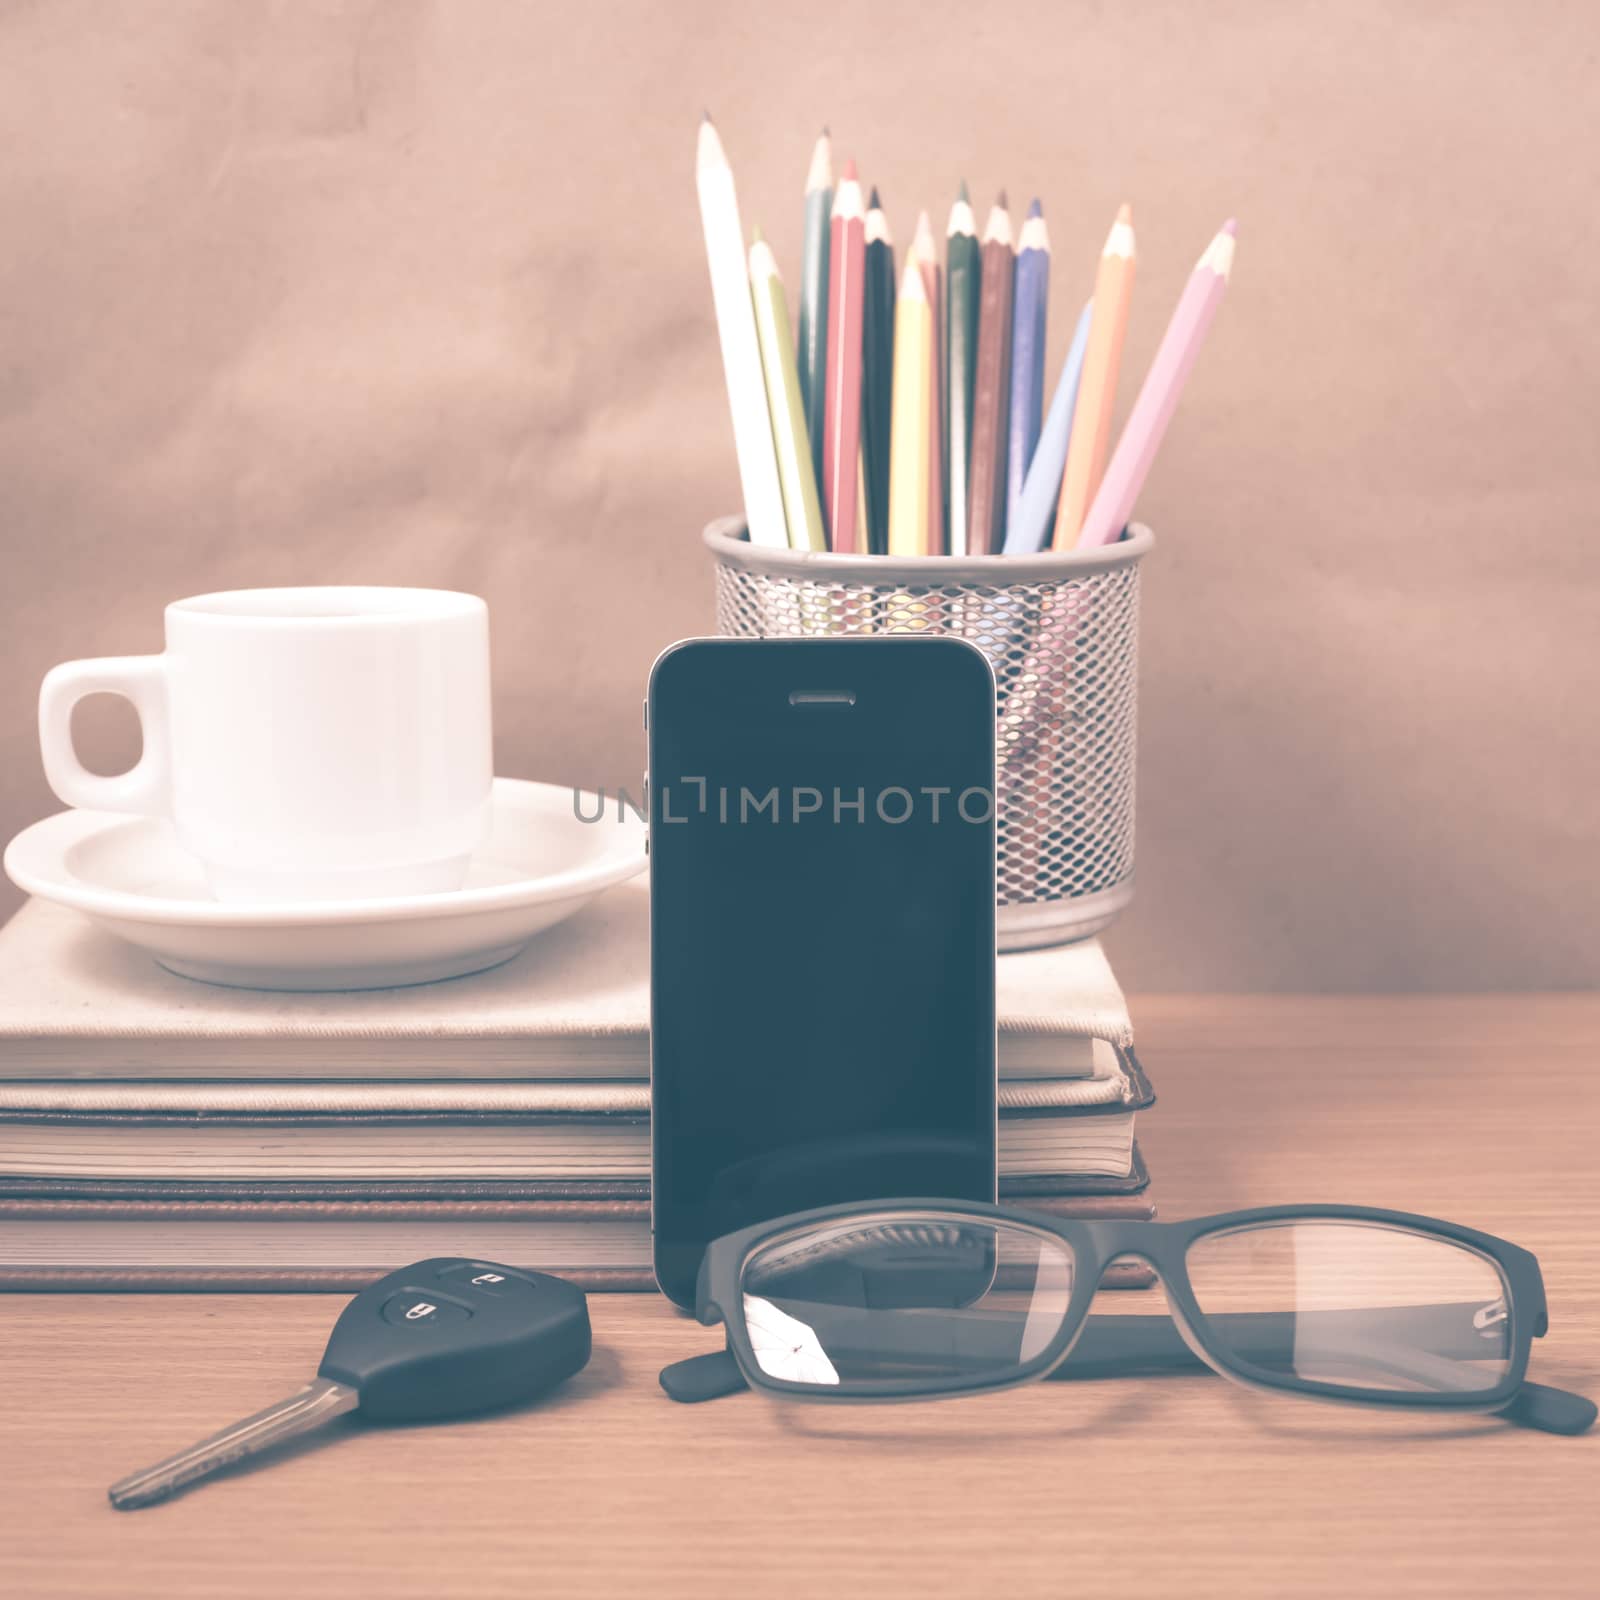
[696,116,787,549]
[749,231,826,552]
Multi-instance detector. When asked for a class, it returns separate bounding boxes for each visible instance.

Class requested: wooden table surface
[3,996,1597,1599]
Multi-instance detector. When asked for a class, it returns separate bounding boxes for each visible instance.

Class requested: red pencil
[823,160,867,552]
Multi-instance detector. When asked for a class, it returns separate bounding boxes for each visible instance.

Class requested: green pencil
[862,186,896,555]
[750,229,827,552]
[796,129,833,493]
[945,182,982,556]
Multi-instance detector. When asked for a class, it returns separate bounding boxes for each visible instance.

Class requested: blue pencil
[1005,199,1050,532]
[1003,298,1094,555]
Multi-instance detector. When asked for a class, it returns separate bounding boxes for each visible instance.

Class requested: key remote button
[438,1264,531,1298]
[382,1293,472,1327]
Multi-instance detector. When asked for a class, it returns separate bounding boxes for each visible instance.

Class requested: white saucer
[2,779,647,991]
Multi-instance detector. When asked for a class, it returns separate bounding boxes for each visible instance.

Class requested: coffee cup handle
[38,656,172,815]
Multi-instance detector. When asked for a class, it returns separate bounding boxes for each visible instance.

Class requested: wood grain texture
[2,996,1596,1600]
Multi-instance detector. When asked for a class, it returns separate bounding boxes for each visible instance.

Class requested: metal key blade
[108,1377,359,1510]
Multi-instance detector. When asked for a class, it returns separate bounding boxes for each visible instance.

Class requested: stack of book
[0,880,1156,1290]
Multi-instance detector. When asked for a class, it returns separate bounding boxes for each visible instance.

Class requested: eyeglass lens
[739,1213,1077,1389]
[1184,1220,1513,1395]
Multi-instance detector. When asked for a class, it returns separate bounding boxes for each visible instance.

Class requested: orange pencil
[1054,203,1136,549]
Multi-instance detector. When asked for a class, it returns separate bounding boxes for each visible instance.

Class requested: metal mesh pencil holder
[704,516,1152,950]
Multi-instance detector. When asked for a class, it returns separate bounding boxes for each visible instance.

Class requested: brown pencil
[966,194,1014,555]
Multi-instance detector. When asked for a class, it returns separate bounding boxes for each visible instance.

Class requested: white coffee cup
[38,586,493,903]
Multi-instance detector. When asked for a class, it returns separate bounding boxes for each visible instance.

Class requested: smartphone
[647,636,997,1308]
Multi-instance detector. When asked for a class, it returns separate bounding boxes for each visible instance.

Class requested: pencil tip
[1116,202,1132,224]
[1027,198,1042,218]
[996,189,1009,210]
[958,178,970,203]
[1221,217,1238,236]
[869,185,881,208]
[820,125,830,139]
[751,223,763,244]
[842,157,858,181]
[805,130,835,192]
[702,109,712,124]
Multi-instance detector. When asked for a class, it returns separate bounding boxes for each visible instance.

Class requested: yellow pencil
[1054,203,1136,549]
[749,229,826,551]
[887,255,933,556]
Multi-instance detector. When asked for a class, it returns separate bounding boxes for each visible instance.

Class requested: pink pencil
[1076,220,1236,549]
[823,160,867,552]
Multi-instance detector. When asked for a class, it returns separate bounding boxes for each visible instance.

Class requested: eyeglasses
[658,1200,1595,1435]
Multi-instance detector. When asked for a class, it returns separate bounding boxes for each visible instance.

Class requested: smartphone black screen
[648,637,997,1307]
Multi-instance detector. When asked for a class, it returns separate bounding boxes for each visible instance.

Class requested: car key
[108,1257,591,1510]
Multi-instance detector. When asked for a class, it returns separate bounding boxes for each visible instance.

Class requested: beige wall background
[1,0,1595,990]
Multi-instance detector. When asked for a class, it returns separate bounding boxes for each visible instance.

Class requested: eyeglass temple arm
[658,1309,1596,1434]
[659,1348,752,1403]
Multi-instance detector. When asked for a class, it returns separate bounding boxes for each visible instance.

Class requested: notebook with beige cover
[0,1046,1152,1182]
[0,882,1134,1080]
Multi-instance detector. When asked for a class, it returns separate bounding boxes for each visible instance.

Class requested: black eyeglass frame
[692,1199,1557,1419]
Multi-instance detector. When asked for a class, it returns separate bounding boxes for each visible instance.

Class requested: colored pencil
[1003,297,1094,555]
[861,188,896,555]
[823,160,867,552]
[695,115,786,549]
[945,182,981,557]
[749,229,827,552]
[1077,220,1235,548]
[856,447,871,562]
[966,194,1015,555]
[911,209,945,555]
[1006,199,1050,532]
[887,254,933,555]
[1055,203,1137,548]
[796,129,833,492]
